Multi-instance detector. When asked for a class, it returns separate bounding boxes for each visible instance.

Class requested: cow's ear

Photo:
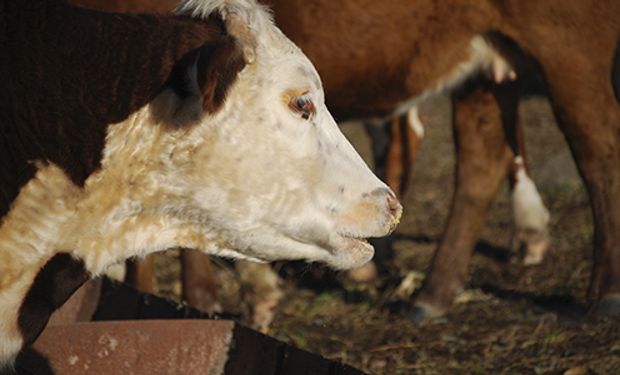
[175,0,258,64]
[167,35,246,117]
[225,13,257,64]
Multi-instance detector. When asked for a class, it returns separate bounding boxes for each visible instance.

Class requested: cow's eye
[289,93,315,120]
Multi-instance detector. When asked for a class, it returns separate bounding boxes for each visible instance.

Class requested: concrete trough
[15,278,365,375]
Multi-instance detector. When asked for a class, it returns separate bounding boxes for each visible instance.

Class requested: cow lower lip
[352,238,373,254]
[337,233,373,250]
[330,235,374,269]
[350,237,371,248]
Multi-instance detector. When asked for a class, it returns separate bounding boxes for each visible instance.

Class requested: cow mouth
[341,236,373,251]
[327,233,375,269]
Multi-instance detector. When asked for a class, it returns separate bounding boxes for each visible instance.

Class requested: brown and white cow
[264,0,620,320]
[0,0,402,365]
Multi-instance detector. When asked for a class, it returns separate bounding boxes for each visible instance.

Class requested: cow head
[71,0,402,273]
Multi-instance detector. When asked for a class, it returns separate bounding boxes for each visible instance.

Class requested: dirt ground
[154,93,620,374]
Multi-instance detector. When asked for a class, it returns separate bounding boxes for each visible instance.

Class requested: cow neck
[0,0,226,217]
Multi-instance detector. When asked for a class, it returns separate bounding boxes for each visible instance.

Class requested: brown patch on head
[18,253,88,345]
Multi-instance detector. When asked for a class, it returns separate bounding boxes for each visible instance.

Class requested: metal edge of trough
[16,278,366,375]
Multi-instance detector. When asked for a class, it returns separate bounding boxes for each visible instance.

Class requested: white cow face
[74,1,401,273]
[182,31,401,269]
[176,13,402,269]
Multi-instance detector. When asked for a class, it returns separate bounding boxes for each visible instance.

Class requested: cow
[0,0,402,366]
[263,0,620,321]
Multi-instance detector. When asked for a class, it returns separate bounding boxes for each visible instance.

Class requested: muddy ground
[153,94,620,374]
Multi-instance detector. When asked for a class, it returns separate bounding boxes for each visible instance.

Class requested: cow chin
[224,238,374,270]
[325,234,375,270]
[234,191,401,269]
[208,224,376,270]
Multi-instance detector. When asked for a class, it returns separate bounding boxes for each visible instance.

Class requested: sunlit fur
[0,164,82,368]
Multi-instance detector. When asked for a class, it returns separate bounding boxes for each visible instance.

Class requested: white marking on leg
[492,55,517,84]
[407,106,425,139]
[512,156,550,233]
[512,156,551,264]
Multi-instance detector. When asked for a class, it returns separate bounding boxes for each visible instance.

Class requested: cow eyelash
[289,93,315,120]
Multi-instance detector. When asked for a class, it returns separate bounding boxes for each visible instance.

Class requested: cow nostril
[370,187,402,218]
[386,192,402,217]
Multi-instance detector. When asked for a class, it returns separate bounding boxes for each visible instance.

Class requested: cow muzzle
[326,187,402,269]
[336,187,402,237]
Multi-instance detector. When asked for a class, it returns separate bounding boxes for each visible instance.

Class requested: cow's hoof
[406,301,445,324]
[252,289,284,334]
[346,262,378,283]
[522,236,551,265]
[594,295,620,317]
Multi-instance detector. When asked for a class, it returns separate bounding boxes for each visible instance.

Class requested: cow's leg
[181,249,221,314]
[124,257,154,293]
[363,120,391,183]
[384,108,425,199]
[235,260,283,333]
[384,115,408,198]
[409,84,514,320]
[541,58,620,314]
[493,82,551,265]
